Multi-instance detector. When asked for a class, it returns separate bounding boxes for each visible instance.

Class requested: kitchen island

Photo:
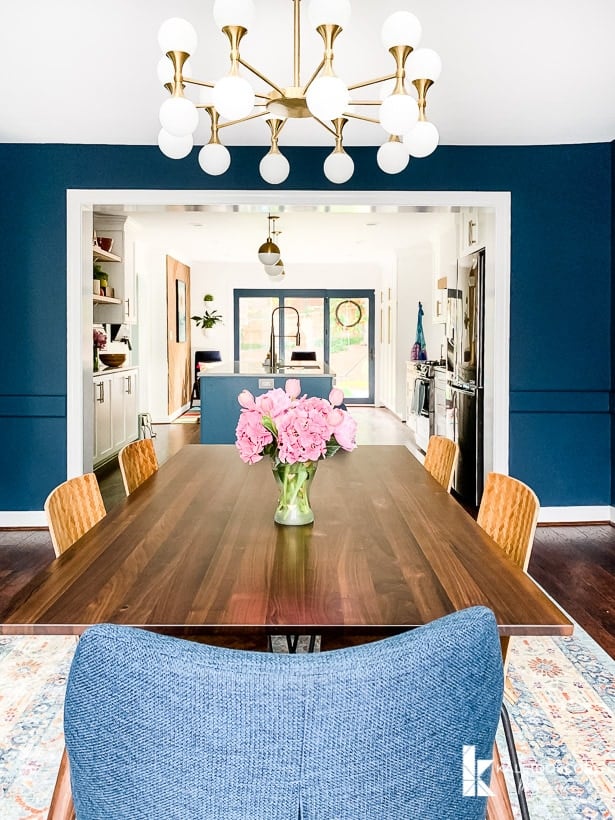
[199,363,335,444]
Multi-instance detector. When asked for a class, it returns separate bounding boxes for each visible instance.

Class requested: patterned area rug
[172,405,200,424]
[0,626,613,819]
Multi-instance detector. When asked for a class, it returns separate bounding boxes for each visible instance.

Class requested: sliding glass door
[234,290,375,404]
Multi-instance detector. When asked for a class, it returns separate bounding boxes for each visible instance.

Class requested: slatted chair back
[51,606,503,820]
[44,473,106,558]
[118,438,159,496]
[477,472,540,572]
[423,435,459,492]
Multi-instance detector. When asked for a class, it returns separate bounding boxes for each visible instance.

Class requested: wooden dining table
[0,444,572,642]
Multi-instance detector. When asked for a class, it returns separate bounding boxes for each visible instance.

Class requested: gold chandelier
[157,1,442,184]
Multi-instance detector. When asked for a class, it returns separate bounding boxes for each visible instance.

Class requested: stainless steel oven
[409,362,436,452]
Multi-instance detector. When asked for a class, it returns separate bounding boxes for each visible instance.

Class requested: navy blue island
[199,363,336,444]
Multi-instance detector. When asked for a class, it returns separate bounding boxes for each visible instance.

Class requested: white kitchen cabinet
[93,368,139,467]
[458,208,484,257]
[92,214,136,324]
[93,374,114,464]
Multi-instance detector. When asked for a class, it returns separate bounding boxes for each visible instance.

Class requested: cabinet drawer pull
[125,375,132,395]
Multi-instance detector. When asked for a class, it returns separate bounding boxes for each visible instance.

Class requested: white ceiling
[3,0,615,147]
[112,205,459,265]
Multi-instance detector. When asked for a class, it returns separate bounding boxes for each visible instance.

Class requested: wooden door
[166,256,191,415]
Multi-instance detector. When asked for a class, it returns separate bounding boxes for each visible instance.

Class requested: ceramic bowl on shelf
[96,237,114,252]
[99,353,126,368]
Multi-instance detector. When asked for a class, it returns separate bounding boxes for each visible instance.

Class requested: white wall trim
[60,189,512,529]
[0,512,47,527]
[539,506,612,525]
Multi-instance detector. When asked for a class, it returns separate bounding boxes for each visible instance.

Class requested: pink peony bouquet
[235,379,358,466]
[93,328,107,350]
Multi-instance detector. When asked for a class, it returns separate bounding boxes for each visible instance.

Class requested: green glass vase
[272,460,318,526]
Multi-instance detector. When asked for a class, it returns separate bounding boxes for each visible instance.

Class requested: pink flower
[327,408,344,428]
[329,387,344,407]
[238,389,256,410]
[234,383,358,465]
[331,411,358,451]
[257,387,291,418]
[285,379,302,399]
[235,409,273,464]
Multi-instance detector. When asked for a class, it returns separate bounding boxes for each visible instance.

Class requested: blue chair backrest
[64,606,503,819]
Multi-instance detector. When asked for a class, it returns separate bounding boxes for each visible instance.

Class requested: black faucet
[268,306,301,372]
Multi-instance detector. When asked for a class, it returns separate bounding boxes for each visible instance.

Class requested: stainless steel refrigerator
[447,248,485,507]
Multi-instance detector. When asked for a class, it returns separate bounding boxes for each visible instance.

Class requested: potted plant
[191,295,222,332]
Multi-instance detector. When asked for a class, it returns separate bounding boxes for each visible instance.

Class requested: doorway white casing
[65,188,511,516]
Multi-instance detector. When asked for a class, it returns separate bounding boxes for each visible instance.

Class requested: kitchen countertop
[199,361,333,376]
[93,365,138,377]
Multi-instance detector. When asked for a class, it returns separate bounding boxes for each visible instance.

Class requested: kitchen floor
[0,407,613,657]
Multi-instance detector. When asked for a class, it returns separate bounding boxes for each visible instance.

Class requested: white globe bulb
[158,18,198,55]
[158,129,193,159]
[403,121,440,158]
[407,48,442,82]
[212,75,255,120]
[306,76,349,121]
[379,93,418,135]
[259,152,290,185]
[159,96,199,136]
[323,151,354,184]
[264,260,285,277]
[157,56,193,84]
[198,143,231,175]
[308,0,351,28]
[376,141,410,174]
[213,0,255,30]
[381,11,422,49]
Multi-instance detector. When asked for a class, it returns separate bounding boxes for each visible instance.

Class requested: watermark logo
[462,744,494,797]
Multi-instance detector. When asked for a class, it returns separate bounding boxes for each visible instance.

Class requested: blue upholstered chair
[56,607,504,819]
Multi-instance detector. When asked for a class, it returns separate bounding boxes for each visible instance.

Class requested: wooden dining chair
[118,438,159,495]
[477,471,540,820]
[423,435,459,492]
[49,606,504,820]
[477,472,540,574]
[44,473,106,558]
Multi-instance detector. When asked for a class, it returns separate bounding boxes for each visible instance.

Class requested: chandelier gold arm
[315,24,343,77]
[312,117,337,138]
[413,78,434,121]
[221,25,247,76]
[182,77,214,89]
[265,118,288,154]
[343,111,380,126]
[347,73,397,92]
[166,50,189,96]
[237,57,286,97]
[300,59,326,96]
[201,106,223,145]
[389,44,413,95]
[216,111,269,129]
[331,117,349,152]
[292,0,301,87]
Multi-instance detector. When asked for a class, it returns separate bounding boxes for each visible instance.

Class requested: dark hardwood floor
[0,412,613,658]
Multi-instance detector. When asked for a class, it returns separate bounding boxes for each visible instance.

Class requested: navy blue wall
[0,142,611,510]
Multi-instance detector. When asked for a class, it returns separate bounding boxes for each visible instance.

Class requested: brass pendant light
[257,214,281,265]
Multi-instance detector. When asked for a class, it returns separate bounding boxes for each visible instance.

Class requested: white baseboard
[538,506,612,525]
[0,511,47,528]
